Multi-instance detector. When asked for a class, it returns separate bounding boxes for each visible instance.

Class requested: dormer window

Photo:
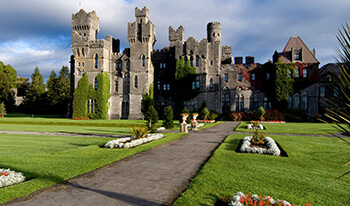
[294,49,302,61]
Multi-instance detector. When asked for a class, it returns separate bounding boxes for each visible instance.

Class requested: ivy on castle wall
[275,63,295,102]
[94,72,111,119]
[72,72,111,120]
[72,73,89,119]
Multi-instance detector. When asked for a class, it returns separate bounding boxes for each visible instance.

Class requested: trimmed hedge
[72,74,89,119]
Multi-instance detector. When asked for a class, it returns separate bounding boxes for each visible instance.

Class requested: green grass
[173,134,350,205]
[236,122,341,135]
[0,132,186,204]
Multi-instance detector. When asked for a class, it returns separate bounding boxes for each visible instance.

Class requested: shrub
[229,112,242,121]
[264,109,285,121]
[72,74,89,119]
[199,107,210,120]
[145,106,158,132]
[208,110,220,120]
[257,106,266,121]
[163,106,174,129]
[251,130,267,145]
[130,126,150,139]
[0,102,6,117]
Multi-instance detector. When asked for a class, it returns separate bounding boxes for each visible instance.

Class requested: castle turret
[169,25,185,47]
[72,9,99,42]
[207,22,221,43]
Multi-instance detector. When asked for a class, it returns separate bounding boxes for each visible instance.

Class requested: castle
[70,7,320,119]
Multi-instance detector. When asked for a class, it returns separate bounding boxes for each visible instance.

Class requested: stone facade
[70,7,320,120]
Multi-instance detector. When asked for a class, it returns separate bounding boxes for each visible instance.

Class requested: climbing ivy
[72,73,89,119]
[94,72,111,119]
[275,63,295,102]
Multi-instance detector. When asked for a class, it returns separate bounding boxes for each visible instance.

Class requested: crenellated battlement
[169,25,185,46]
[135,6,149,22]
[207,22,222,42]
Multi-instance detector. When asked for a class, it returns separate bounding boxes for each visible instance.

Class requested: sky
[0,0,349,80]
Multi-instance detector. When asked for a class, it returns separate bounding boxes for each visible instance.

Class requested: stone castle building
[70,7,319,120]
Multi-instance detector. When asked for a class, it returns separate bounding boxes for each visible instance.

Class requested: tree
[142,84,154,119]
[173,58,201,116]
[145,106,158,132]
[46,70,59,106]
[0,102,6,117]
[162,106,174,129]
[0,62,17,112]
[56,66,70,116]
[24,67,45,114]
[72,73,89,119]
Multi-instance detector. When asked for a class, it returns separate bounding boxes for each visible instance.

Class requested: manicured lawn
[236,121,341,135]
[0,132,186,204]
[173,134,350,205]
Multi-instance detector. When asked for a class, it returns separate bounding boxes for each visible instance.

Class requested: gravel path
[3,122,239,206]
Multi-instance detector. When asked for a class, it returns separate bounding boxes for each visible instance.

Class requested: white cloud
[0,0,350,78]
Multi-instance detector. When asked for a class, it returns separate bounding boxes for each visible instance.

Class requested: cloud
[0,0,350,79]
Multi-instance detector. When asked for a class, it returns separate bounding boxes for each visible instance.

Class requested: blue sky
[0,0,349,79]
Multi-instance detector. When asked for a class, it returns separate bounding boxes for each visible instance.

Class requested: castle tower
[207,22,221,43]
[127,6,156,119]
[72,9,99,42]
[169,25,185,47]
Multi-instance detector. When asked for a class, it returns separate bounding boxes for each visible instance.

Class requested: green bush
[130,126,150,139]
[199,107,210,120]
[95,72,111,119]
[208,110,220,120]
[145,106,158,132]
[163,106,174,129]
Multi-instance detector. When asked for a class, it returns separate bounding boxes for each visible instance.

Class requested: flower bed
[240,136,281,156]
[196,120,215,123]
[105,133,164,149]
[0,168,26,188]
[247,124,264,130]
[229,192,312,206]
[254,121,285,124]
[72,117,90,120]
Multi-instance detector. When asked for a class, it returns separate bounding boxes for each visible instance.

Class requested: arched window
[210,78,213,89]
[134,75,138,88]
[126,61,130,70]
[142,55,146,67]
[94,54,98,69]
[190,56,194,67]
[196,56,199,67]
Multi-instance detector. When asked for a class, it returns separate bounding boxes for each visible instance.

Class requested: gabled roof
[279,36,319,64]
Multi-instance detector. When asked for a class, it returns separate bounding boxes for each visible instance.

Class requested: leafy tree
[162,106,174,129]
[46,70,59,105]
[145,106,158,132]
[0,62,17,112]
[24,67,45,114]
[173,58,201,117]
[0,102,6,116]
[72,73,89,119]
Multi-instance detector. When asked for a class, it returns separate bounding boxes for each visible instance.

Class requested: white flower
[0,168,26,188]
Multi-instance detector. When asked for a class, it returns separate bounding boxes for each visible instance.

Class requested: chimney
[245,56,255,64]
[234,56,243,64]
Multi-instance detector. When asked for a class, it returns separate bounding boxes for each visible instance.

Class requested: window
[334,88,339,97]
[240,97,244,111]
[210,78,213,89]
[160,63,163,69]
[266,73,270,80]
[82,62,84,67]
[224,74,228,82]
[327,75,332,82]
[117,62,122,70]
[320,86,325,97]
[288,70,292,78]
[252,73,256,81]
[163,84,167,91]
[167,84,170,90]
[94,78,98,90]
[295,68,300,78]
[196,80,200,89]
[190,56,193,67]
[303,68,307,78]
[78,62,81,67]
[192,82,196,90]
[294,53,300,61]
[157,81,161,90]
[163,63,166,68]
[87,99,96,114]
[293,96,300,108]
[301,96,307,109]
[134,75,138,88]
[142,55,145,67]
[94,54,98,69]
[263,97,271,109]
[126,61,130,70]
[196,56,199,67]
[238,73,242,81]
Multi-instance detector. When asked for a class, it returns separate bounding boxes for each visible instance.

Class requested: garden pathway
[6,122,239,206]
